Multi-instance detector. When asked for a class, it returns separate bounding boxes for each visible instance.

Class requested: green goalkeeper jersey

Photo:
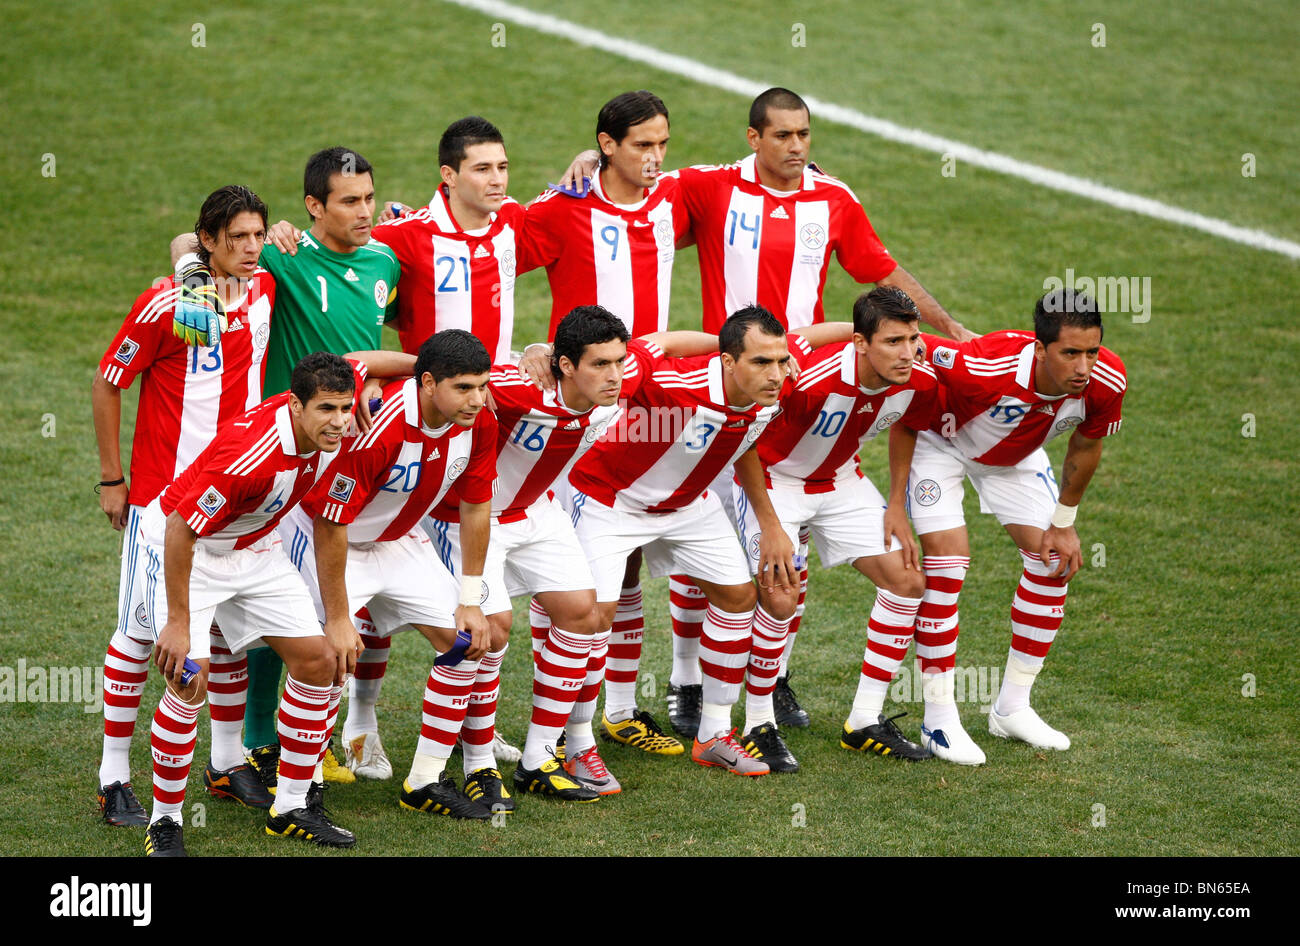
[259,230,401,395]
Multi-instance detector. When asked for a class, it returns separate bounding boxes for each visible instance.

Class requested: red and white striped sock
[320,684,343,768]
[274,676,332,813]
[847,590,922,729]
[343,612,389,741]
[463,645,506,774]
[529,597,551,661]
[743,606,791,732]
[207,626,248,771]
[149,689,201,825]
[668,574,705,686]
[567,629,608,758]
[995,550,1070,714]
[524,626,593,769]
[99,630,151,786]
[410,660,480,788]
[917,555,969,732]
[778,569,808,676]
[697,604,754,740]
[603,584,643,721]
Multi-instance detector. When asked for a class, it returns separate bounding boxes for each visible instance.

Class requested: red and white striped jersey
[922,331,1127,466]
[757,342,938,493]
[669,156,896,332]
[159,395,324,551]
[100,272,276,506]
[371,186,521,362]
[300,377,496,542]
[518,173,690,338]
[569,339,790,513]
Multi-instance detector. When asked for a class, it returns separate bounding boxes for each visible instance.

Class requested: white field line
[446,0,1300,260]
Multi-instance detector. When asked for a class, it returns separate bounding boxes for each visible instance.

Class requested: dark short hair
[551,305,631,380]
[1035,288,1103,345]
[719,305,785,359]
[748,87,809,134]
[303,147,374,211]
[414,329,491,384]
[596,91,669,169]
[439,117,505,173]
[290,352,356,404]
[853,286,920,341]
[194,185,268,266]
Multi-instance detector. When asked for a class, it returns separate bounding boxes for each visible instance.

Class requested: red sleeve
[172,469,267,537]
[303,433,397,525]
[99,283,174,388]
[620,339,664,398]
[517,190,565,274]
[1076,349,1127,439]
[788,334,815,369]
[902,367,940,432]
[453,409,498,505]
[670,166,718,224]
[832,186,896,284]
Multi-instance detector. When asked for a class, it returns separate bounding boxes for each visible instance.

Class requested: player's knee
[713,583,756,614]
[489,613,512,651]
[895,570,926,599]
[759,585,798,621]
[285,640,334,686]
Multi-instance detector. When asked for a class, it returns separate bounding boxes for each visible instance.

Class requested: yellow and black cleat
[265,804,356,847]
[600,709,685,756]
[839,713,931,762]
[464,767,516,814]
[144,816,187,857]
[511,758,600,802]
[399,774,492,819]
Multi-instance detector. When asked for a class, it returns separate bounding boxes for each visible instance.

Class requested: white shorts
[425,498,596,611]
[735,475,900,573]
[570,490,751,602]
[138,516,320,661]
[908,431,1059,534]
[282,508,458,634]
[116,504,154,641]
[707,465,739,532]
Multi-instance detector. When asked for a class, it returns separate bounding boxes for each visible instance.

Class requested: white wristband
[459,575,484,607]
[176,251,201,274]
[1050,502,1078,529]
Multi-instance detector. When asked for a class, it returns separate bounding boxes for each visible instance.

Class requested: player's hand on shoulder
[173,258,226,348]
[517,343,555,391]
[266,219,302,255]
[377,201,408,223]
[357,378,386,433]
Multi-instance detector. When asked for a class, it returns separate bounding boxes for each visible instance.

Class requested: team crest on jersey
[1055,416,1083,432]
[327,474,356,503]
[799,223,827,250]
[913,479,941,507]
[448,457,469,480]
[874,412,902,432]
[746,420,769,443]
[655,218,674,247]
[584,422,608,444]
[500,249,516,278]
[115,337,140,366]
[134,602,151,629]
[373,279,389,308]
[197,486,227,518]
[932,347,957,368]
[748,534,762,562]
[254,324,270,351]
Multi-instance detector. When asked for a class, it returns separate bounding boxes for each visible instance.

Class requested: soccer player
[283,330,500,818]
[736,287,938,771]
[909,288,1126,762]
[171,147,402,786]
[94,185,277,825]
[137,353,361,856]
[564,306,813,777]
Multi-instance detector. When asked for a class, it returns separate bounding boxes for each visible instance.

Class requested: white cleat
[492,730,523,764]
[987,706,1070,750]
[344,732,393,780]
[921,722,987,765]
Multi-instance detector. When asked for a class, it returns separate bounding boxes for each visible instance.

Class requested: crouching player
[283,330,498,819]
[737,287,939,771]
[137,353,361,856]
[910,288,1126,761]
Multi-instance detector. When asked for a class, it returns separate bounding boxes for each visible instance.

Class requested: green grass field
[1,0,1297,860]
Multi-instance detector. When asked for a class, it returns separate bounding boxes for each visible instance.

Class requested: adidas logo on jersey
[1036,404,1056,415]
[344,268,360,282]
[769,206,789,219]
[473,245,490,259]
[427,447,441,461]
[857,403,874,414]
[226,317,243,331]
[562,420,582,430]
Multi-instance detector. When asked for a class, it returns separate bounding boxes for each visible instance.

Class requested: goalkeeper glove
[172,253,226,348]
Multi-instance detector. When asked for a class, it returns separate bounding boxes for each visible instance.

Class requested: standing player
[171,147,402,785]
[736,287,937,771]
[909,288,1126,762]
[137,353,360,856]
[284,331,500,818]
[94,186,277,825]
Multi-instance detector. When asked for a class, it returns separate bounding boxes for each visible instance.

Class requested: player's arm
[791,322,853,349]
[734,449,796,593]
[878,267,975,342]
[91,374,130,530]
[1040,430,1104,581]
[167,233,226,347]
[642,330,718,358]
[557,150,602,192]
[313,517,362,684]
[884,423,921,571]
[265,220,303,255]
[157,512,199,689]
[455,500,492,660]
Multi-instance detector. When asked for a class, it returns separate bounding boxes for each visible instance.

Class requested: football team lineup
[89,85,1131,857]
